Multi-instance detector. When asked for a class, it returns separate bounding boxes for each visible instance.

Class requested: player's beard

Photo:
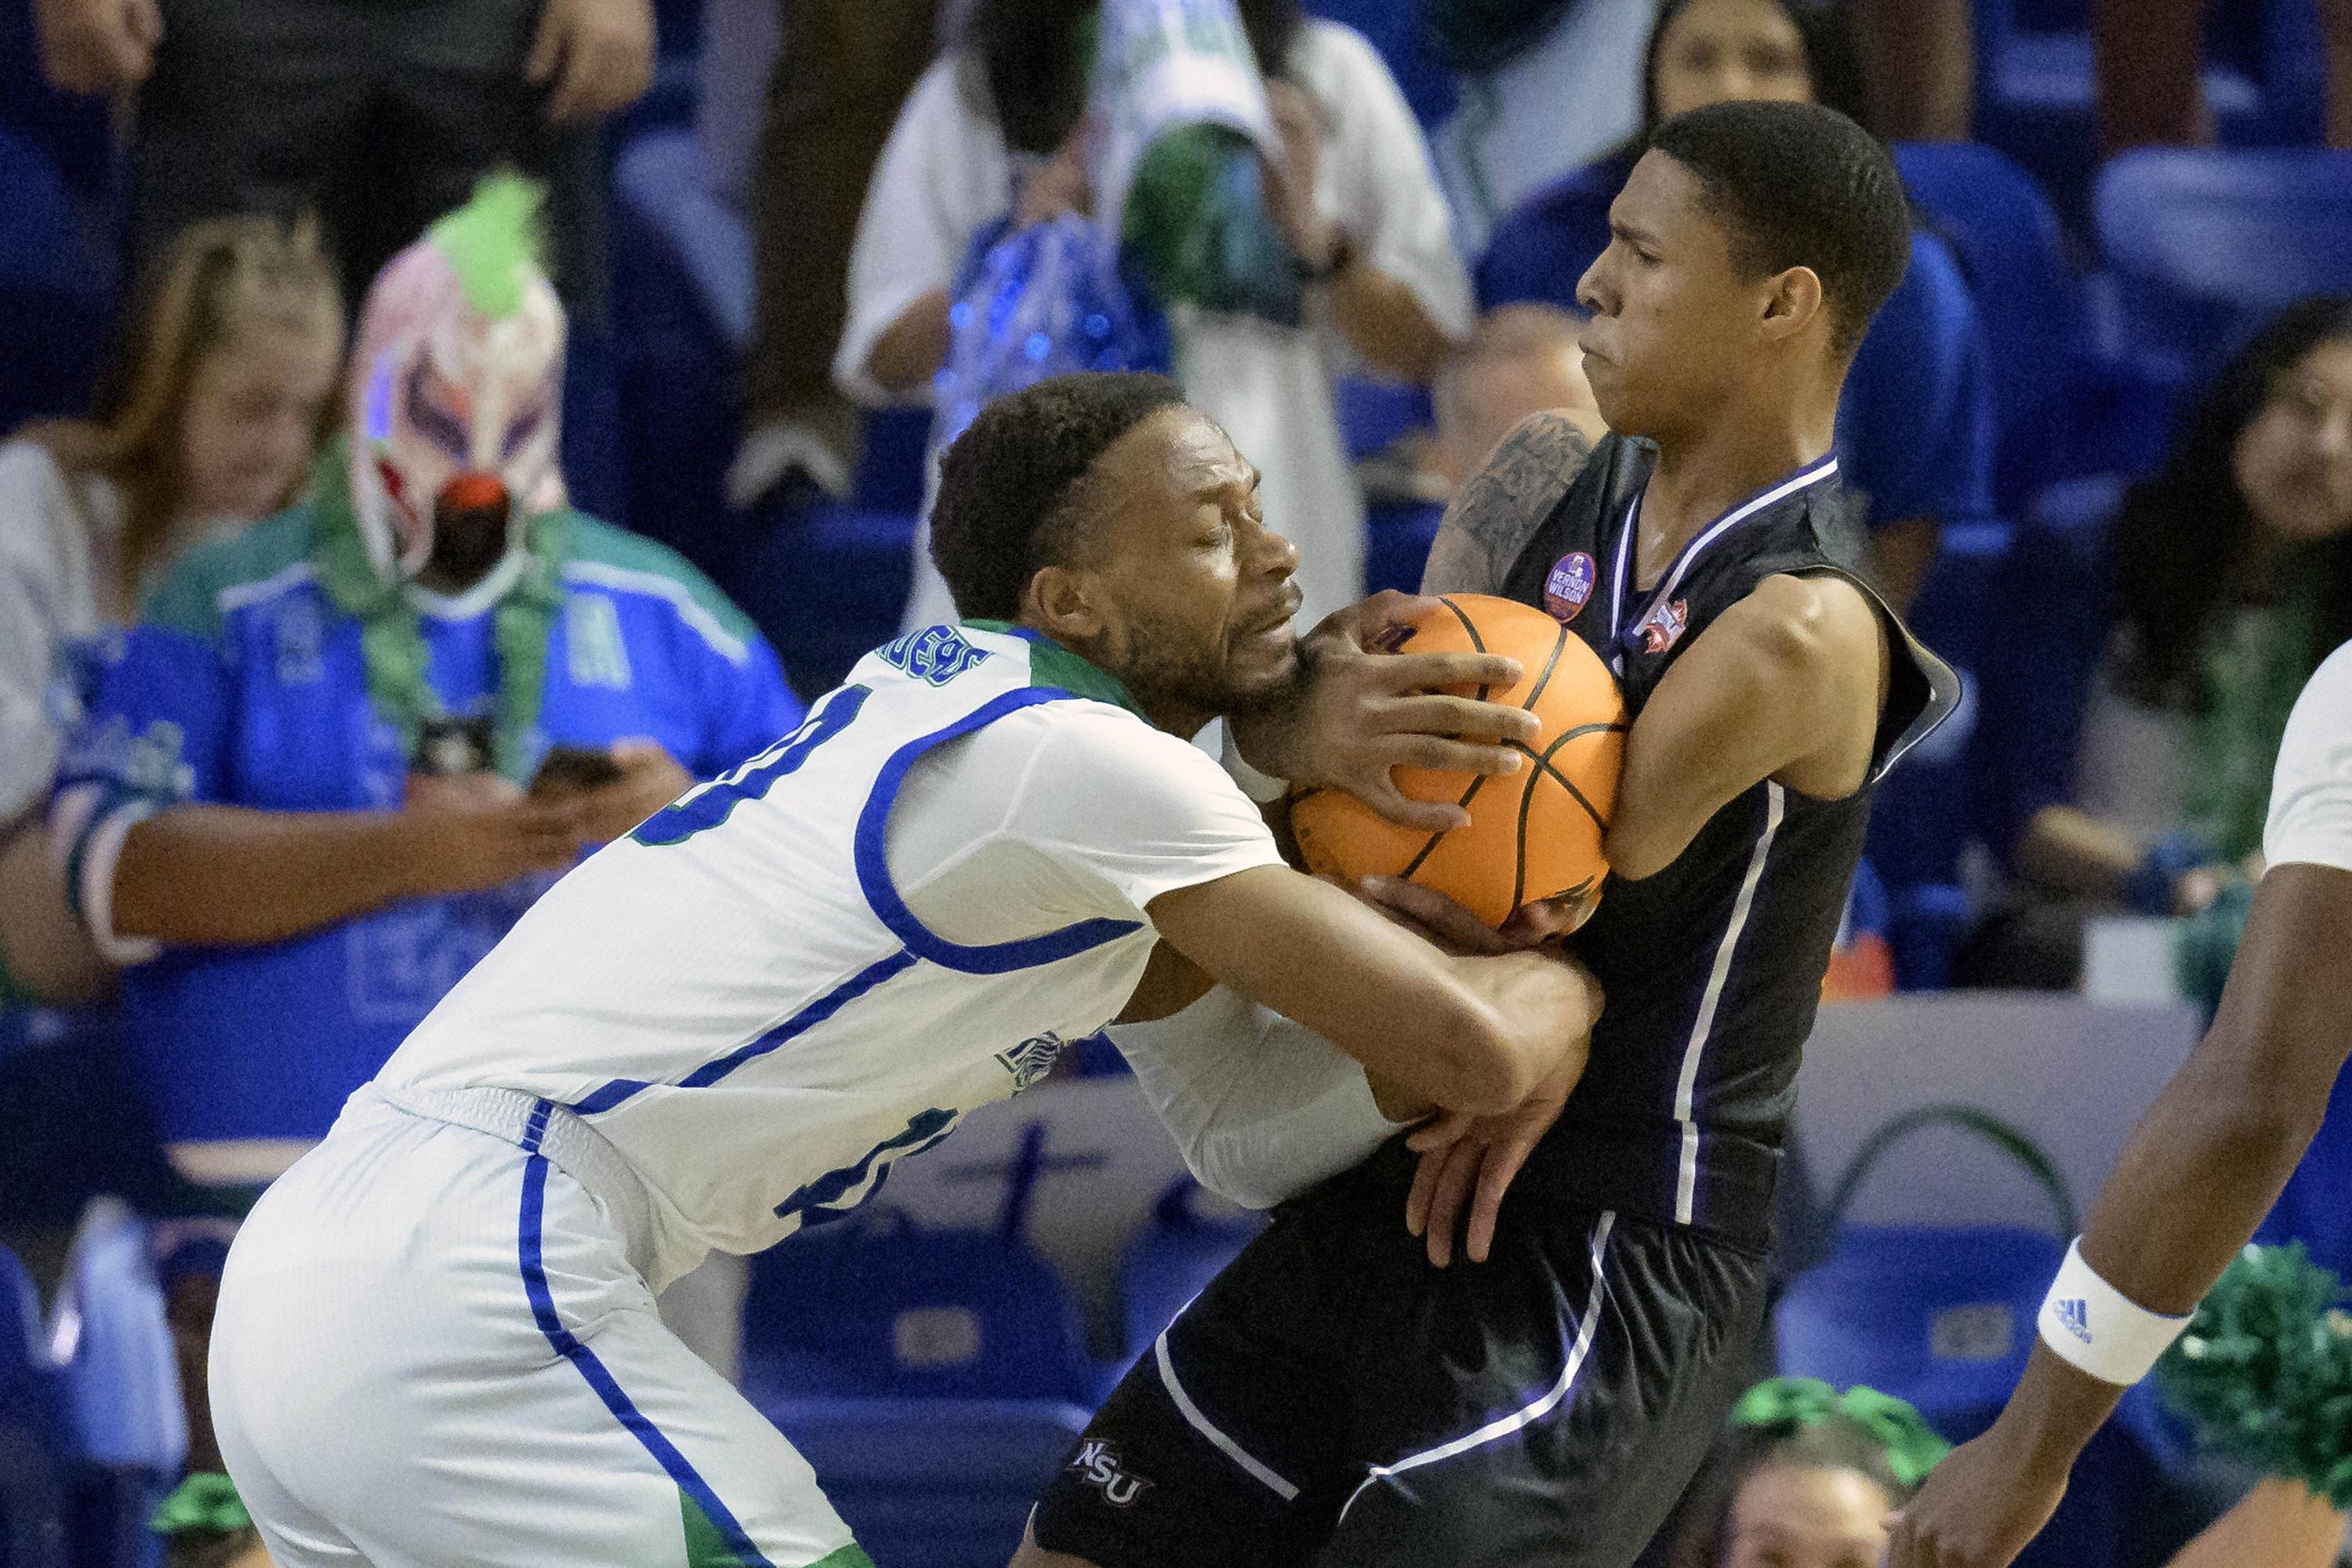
[1116,601,1297,724]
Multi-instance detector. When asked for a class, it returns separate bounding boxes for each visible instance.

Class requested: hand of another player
[1404,1038,1588,1269]
[1882,1425,2069,1568]
[400,771,590,895]
[32,0,161,94]
[527,0,654,124]
[567,740,693,847]
[1232,591,1537,833]
[1361,877,1601,1267]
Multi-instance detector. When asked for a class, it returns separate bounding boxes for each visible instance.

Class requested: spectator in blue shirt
[1473,0,1996,608]
[49,185,800,1471]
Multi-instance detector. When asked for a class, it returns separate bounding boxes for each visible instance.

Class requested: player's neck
[1635,394,1838,590]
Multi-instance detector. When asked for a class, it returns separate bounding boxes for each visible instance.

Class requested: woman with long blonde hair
[0,214,343,1005]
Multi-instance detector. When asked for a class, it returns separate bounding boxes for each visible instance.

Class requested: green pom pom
[428,172,546,321]
[2155,1243,2352,1507]
[151,1472,251,1538]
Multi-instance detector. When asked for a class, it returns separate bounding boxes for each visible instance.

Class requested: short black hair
[930,371,1189,620]
[1646,100,1910,354]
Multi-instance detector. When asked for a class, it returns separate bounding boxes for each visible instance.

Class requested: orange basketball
[1290,594,1628,927]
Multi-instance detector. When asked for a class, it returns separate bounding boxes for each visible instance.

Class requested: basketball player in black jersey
[1019,100,1959,1568]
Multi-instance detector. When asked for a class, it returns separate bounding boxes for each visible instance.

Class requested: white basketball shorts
[210,1084,867,1568]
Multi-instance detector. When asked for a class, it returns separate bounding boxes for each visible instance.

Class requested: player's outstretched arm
[1142,864,1601,1117]
[1606,572,1888,880]
[1886,860,2352,1568]
[1891,646,2352,1568]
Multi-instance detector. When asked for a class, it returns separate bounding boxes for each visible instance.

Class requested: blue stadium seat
[0,121,118,433]
[1116,1181,1265,1360]
[0,1246,70,1568]
[1976,474,2124,856]
[1364,501,1444,596]
[1775,1108,2073,1436]
[1970,0,2282,223]
[1892,143,2086,506]
[741,1216,1098,1564]
[1864,521,2005,907]
[1333,376,1434,465]
[730,503,916,696]
[764,1397,1089,1568]
[0,0,115,195]
[741,1213,1096,1406]
[51,1202,183,1568]
[2095,149,2352,386]
[610,126,750,570]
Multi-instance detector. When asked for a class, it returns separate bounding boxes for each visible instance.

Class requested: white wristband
[2037,1238,2192,1387]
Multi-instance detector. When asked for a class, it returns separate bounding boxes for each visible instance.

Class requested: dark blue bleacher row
[2,1206,185,1568]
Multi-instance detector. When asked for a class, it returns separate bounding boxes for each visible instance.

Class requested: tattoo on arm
[1419,413,1595,597]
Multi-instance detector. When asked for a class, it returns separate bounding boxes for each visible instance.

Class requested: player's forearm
[112,805,432,946]
[1990,867,2352,1471]
[1605,641,1795,880]
[2075,1052,2322,1316]
[2077,867,2352,1312]
[1152,868,1580,1115]
[1976,1070,2322,1475]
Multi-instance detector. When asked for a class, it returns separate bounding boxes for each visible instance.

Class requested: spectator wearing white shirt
[837,0,1473,630]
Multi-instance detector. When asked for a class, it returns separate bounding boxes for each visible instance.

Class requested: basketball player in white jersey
[205,371,1603,1568]
[1888,642,2352,1568]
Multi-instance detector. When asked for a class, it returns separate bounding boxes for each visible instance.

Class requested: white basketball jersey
[379,622,1282,1280]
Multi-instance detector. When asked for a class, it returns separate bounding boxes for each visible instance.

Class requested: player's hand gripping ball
[1290,595,1628,928]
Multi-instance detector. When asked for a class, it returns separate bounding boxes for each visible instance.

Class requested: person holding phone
[47,180,800,1475]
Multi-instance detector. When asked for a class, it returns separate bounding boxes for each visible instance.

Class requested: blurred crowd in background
[5,0,2352,1565]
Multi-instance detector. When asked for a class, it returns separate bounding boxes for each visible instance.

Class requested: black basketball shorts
[1030,1139,1770,1568]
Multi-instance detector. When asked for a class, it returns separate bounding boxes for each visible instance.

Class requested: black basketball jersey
[1497,434,1958,1252]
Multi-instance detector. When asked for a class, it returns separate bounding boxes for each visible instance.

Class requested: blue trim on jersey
[570,949,920,1116]
[515,1099,777,1567]
[852,688,1145,975]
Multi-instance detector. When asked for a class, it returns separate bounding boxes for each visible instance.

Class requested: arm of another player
[1605,572,1889,880]
[1888,648,2352,1568]
[1142,865,1602,1118]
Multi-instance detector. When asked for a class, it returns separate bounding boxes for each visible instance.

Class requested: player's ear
[1758,265,1825,347]
[1026,564,1107,644]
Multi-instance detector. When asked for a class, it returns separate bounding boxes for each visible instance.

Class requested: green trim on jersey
[678,1490,746,1566]
[804,1545,878,1568]
[963,620,1145,719]
[140,506,314,647]
[677,1490,874,1568]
